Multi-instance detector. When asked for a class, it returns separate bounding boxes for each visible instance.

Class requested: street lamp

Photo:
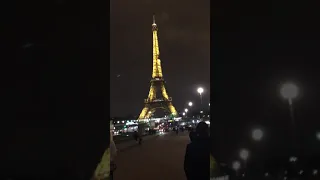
[232,161,241,175]
[252,129,263,141]
[280,82,298,154]
[182,112,186,116]
[280,83,298,125]
[197,87,204,105]
[188,102,193,107]
[239,149,249,168]
[184,108,188,113]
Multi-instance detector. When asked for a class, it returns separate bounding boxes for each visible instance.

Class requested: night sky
[110,0,210,117]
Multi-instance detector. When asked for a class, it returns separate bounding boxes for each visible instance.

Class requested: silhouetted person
[133,131,138,141]
[184,122,210,180]
[110,132,117,180]
[189,131,196,142]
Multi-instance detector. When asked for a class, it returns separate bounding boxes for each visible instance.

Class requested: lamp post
[239,149,249,169]
[280,83,298,126]
[280,82,298,154]
[197,87,204,105]
[184,108,188,116]
[232,161,241,176]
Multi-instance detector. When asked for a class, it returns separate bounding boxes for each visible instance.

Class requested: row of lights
[232,128,320,176]
[114,120,138,124]
[232,83,299,174]
[181,87,210,116]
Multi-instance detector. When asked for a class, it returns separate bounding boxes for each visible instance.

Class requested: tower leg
[167,102,178,117]
[138,106,149,120]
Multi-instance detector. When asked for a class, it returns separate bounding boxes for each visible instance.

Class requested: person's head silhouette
[196,121,209,138]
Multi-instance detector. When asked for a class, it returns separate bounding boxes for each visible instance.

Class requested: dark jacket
[184,136,210,180]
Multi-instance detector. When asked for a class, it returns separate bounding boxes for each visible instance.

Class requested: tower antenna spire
[152,14,156,25]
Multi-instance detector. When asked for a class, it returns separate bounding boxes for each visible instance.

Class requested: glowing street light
[197,87,204,104]
[280,82,298,125]
[184,108,188,113]
[209,103,210,106]
[239,149,249,168]
[252,129,263,141]
[280,82,299,154]
[232,161,241,175]
[281,83,298,102]
[232,161,241,170]
[240,149,249,160]
[188,102,193,107]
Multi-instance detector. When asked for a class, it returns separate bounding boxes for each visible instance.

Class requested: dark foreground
[114,132,190,180]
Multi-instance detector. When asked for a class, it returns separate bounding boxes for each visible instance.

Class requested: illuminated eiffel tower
[138,15,178,120]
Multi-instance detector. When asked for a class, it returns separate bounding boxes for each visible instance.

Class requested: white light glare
[197,87,204,94]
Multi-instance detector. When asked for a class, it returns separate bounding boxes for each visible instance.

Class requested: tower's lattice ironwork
[138,15,178,120]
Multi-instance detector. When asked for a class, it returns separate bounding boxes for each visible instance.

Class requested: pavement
[113,131,190,180]
[115,134,160,151]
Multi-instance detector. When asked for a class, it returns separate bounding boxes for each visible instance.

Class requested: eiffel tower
[138,15,178,120]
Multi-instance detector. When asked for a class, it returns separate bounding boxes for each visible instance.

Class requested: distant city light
[313,169,318,175]
[188,102,193,107]
[184,108,188,113]
[289,156,298,162]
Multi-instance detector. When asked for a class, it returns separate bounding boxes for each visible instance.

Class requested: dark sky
[211,1,320,165]
[110,0,210,117]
